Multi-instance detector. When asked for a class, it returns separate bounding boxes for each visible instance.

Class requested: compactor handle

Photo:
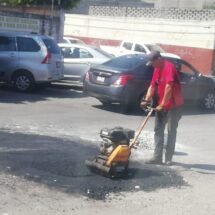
[129,108,154,149]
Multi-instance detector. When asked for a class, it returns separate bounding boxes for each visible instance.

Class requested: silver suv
[0,32,64,92]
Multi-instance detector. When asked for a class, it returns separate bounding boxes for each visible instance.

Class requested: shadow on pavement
[174,151,188,156]
[1,82,214,116]
[0,130,187,200]
[0,82,86,104]
[92,103,215,116]
[173,162,215,174]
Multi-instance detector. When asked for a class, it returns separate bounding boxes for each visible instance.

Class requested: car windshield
[92,47,112,58]
[103,55,145,69]
[69,39,84,44]
[42,38,60,54]
[145,44,165,53]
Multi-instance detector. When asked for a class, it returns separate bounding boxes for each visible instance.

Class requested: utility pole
[49,0,54,36]
[57,0,64,43]
[58,0,61,7]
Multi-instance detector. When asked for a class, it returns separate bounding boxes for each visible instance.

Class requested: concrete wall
[155,0,204,9]
[64,14,215,75]
[0,6,64,42]
[69,0,154,15]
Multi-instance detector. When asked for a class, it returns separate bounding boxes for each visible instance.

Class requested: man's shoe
[165,161,172,166]
[144,157,162,165]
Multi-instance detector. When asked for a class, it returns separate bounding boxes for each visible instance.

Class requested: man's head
[145,51,163,68]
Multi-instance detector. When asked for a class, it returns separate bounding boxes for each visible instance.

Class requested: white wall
[155,0,204,9]
[64,14,215,49]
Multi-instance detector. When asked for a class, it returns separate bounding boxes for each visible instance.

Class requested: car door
[42,37,63,79]
[0,35,18,81]
[62,47,93,82]
[175,60,199,102]
[16,36,42,75]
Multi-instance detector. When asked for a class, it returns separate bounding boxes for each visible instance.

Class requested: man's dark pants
[153,107,182,162]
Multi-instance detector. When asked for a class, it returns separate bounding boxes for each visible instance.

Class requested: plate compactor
[85,109,153,178]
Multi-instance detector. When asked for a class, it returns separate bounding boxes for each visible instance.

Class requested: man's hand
[140,100,150,109]
[155,104,164,112]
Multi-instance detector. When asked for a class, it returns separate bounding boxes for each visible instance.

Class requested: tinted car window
[135,64,154,80]
[69,39,79,44]
[17,37,40,52]
[145,44,164,53]
[103,55,145,70]
[166,58,198,77]
[92,47,112,58]
[42,38,60,54]
[61,47,80,58]
[0,36,16,51]
[134,44,146,53]
[176,62,198,82]
[79,48,93,58]
[60,47,72,58]
[122,42,132,50]
[180,63,196,75]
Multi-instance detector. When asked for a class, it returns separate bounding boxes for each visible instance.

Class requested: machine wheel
[13,71,35,92]
[199,91,215,111]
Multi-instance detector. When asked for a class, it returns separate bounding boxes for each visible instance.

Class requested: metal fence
[89,6,215,21]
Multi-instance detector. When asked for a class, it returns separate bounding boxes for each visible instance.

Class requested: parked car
[0,32,64,92]
[58,43,112,83]
[100,40,180,59]
[83,54,215,112]
[61,36,85,45]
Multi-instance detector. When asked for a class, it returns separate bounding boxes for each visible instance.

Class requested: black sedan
[83,54,215,112]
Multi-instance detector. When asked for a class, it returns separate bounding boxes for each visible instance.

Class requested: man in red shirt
[141,51,184,165]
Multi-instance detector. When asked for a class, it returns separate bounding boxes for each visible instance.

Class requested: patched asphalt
[0,130,187,201]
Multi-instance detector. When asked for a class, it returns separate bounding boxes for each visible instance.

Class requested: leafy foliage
[1,0,81,9]
[204,3,215,9]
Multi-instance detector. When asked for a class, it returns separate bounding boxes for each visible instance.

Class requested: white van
[119,41,181,59]
[101,40,181,59]
[62,37,85,45]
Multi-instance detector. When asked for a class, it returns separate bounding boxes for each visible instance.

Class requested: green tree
[1,0,81,9]
[204,3,215,9]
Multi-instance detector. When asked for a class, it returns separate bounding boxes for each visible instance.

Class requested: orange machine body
[106,145,131,166]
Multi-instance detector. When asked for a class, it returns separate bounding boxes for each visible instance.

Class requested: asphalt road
[0,83,215,215]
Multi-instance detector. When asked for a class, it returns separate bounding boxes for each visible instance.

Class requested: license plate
[97,76,105,82]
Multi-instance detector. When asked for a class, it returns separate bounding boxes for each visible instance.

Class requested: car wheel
[99,99,111,106]
[200,91,215,110]
[13,72,35,92]
[120,102,132,114]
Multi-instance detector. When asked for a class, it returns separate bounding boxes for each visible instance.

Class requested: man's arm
[145,85,155,101]
[140,85,155,108]
[156,83,173,111]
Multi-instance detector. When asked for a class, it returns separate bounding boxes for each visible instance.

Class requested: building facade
[64,7,215,75]
[0,5,64,42]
